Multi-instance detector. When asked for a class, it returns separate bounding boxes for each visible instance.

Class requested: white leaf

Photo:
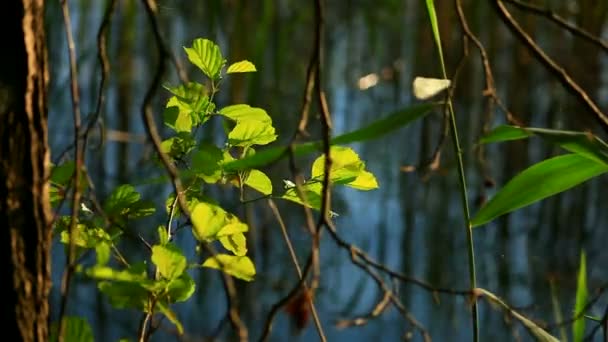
[412,77,451,100]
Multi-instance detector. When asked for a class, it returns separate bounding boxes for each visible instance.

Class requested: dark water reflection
[46,1,608,341]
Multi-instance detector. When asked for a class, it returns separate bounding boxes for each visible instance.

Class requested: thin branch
[503,0,608,53]
[492,0,608,133]
[57,1,84,340]
[267,199,325,340]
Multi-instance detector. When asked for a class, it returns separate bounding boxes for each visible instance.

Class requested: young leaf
[573,251,588,342]
[311,146,379,190]
[219,233,248,256]
[227,60,257,74]
[216,221,249,236]
[472,154,608,227]
[202,254,256,281]
[165,273,196,303]
[49,317,94,342]
[281,182,323,210]
[152,244,187,280]
[163,103,193,133]
[219,104,272,124]
[243,169,273,195]
[184,38,225,80]
[223,104,435,172]
[95,242,111,266]
[228,121,277,147]
[191,144,223,183]
[190,202,227,241]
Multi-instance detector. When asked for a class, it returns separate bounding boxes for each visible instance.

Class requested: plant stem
[446,99,479,341]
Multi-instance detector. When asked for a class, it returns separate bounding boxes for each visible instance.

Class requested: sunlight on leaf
[191,202,227,241]
[219,233,248,256]
[184,38,225,80]
[151,244,187,280]
[228,121,277,147]
[573,251,587,342]
[243,169,273,195]
[219,104,272,123]
[166,273,195,303]
[281,182,323,210]
[311,146,379,190]
[472,154,608,227]
[227,60,257,74]
[202,254,256,281]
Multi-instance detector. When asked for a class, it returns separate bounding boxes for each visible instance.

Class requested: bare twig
[492,0,608,133]
[503,0,608,53]
[57,1,84,340]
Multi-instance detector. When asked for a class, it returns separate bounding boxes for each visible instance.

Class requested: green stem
[446,100,478,341]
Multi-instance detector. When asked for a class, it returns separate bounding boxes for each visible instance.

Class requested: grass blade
[472,154,608,227]
[573,251,587,342]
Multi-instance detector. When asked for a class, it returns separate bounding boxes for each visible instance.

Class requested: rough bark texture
[0,1,52,341]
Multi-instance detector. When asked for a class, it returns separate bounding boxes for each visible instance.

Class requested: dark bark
[0,1,52,341]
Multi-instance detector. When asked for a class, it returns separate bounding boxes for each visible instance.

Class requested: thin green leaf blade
[472,154,608,227]
[573,251,588,342]
[479,125,533,144]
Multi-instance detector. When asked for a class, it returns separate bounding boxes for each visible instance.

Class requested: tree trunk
[0,1,52,341]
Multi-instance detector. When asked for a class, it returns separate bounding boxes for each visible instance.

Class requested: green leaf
[228,121,277,147]
[104,185,155,220]
[190,202,227,241]
[161,133,196,159]
[227,60,257,74]
[158,226,169,246]
[95,243,111,266]
[472,154,608,227]
[152,244,187,280]
[184,38,225,80]
[216,221,249,236]
[481,125,608,166]
[281,182,323,210]
[163,104,193,133]
[51,161,75,186]
[166,273,195,303]
[202,254,255,281]
[192,143,223,183]
[243,169,273,195]
[424,0,447,75]
[98,281,150,310]
[573,251,588,342]
[87,264,148,283]
[219,104,272,124]
[50,317,94,342]
[223,104,435,172]
[311,146,379,190]
[219,233,248,256]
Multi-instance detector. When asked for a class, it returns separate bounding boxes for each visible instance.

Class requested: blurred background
[46,0,608,341]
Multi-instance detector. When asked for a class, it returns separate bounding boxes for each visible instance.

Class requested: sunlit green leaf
[228,121,277,147]
[152,244,187,280]
[160,133,196,159]
[243,169,272,195]
[219,233,248,256]
[281,182,323,210]
[184,38,225,80]
[202,254,255,281]
[95,242,111,266]
[157,302,184,335]
[49,317,93,342]
[166,273,195,303]
[311,146,379,190]
[472,154,608,227]
[163,103,193,133]
[223,104,435,172]
[573,251,587,342]
[219,104,272,124]
[481,125,608,166]
[216,220,249,236]
[226,60,257,74]
[347,170,379,190]
[87,264,148,283]
[158,226,169,246]
[190,202,227,241]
